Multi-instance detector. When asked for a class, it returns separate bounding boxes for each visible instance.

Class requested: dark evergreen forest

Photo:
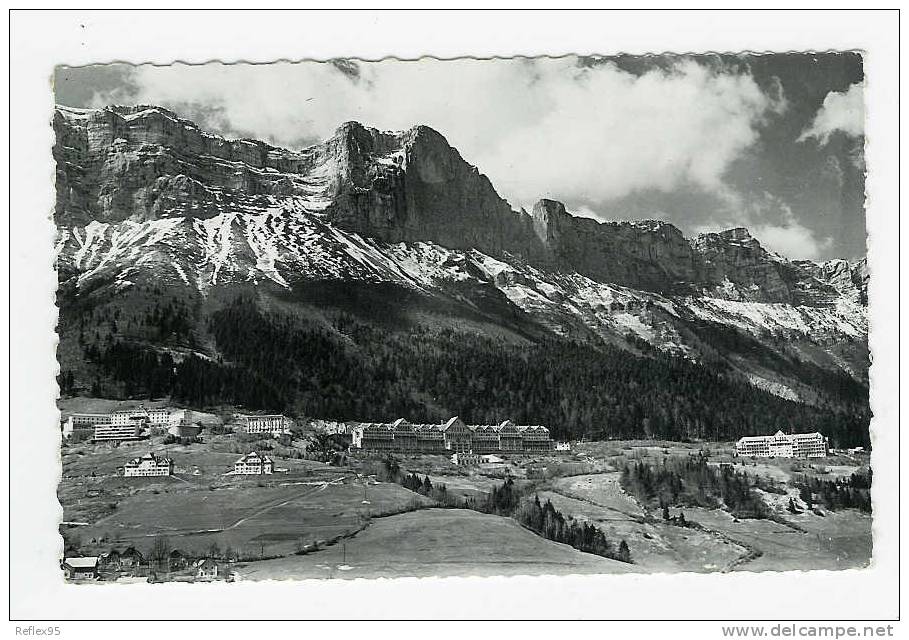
[74,296,871,447]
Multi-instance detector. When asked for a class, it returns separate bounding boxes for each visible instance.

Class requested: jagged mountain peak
[53,103,863,305]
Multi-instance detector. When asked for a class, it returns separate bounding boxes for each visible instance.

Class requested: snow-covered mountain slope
[53,104,869,407]
[55,191,868,400]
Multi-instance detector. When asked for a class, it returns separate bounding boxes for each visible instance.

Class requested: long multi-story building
[93,423,142,442]
[123,452,173,477]
[62,405,192,440]
[62,413,110,440]
[352,417,553,454]
[67,413,112,428]
[234,414,293,436]
[735,430,828,458]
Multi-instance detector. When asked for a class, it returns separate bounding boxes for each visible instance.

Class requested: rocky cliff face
[532,199,701,293]
[322,122,544,260]
[54,105,856,306]
[55,106,546,262]
[530,202,845,305]
[795,257,868,305]
[53,105,331,226]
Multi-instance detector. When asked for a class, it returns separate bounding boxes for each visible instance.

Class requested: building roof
[126,452,172,466]
[236,451,274,464]
[112,406,149,415]
[441,416,465,431]
[737,431,826,444]
[64,556,99,568]
[356,417,550,435]
[194,558,218,568]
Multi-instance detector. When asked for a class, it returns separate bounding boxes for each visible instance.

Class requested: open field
[73,480,433,558]
[535,490,746,573]
[680,507,871,572]
[549,472,644,518]
[234,508,640,580]
[58,435,347,525]
[537,459,871,573]
[423,473,534,500]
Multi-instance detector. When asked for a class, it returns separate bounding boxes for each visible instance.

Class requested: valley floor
[58,430,872,581]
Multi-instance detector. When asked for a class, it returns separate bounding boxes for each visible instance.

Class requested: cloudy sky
[54,53,865,260]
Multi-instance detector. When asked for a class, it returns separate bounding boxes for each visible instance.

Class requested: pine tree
[617,540,632,563]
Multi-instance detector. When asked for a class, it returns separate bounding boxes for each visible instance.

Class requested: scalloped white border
[8,7,901,628]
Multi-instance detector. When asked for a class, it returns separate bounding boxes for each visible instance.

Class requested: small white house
[233,451,274,475]
[194,558,220,579]
[451,452,481,466]
[555,442,572,452]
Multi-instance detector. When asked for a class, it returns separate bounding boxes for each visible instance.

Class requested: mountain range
[53,104,870,444]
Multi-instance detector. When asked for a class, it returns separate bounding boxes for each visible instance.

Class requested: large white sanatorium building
[735,430,828,458]
[234,414,293,436]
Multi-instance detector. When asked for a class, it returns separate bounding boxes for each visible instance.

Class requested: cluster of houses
[62,406,297,443]
[62,547,224,582]
[62,405,198,443]
[118,450,279,477]
[735,430,829,458]
[352,417,553,454]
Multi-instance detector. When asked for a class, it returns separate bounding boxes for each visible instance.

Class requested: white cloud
[798,81,865,144]
[750,221,834,260]
[696,195,834,260]
[93,57,784,213]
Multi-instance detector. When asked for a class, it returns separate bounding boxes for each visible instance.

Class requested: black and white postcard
[8,8,901,630]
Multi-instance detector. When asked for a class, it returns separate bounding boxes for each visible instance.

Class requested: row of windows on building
[734,431,828,458]
[352,417,553,453]
[231,414,293,436]
[62,405,195,441]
